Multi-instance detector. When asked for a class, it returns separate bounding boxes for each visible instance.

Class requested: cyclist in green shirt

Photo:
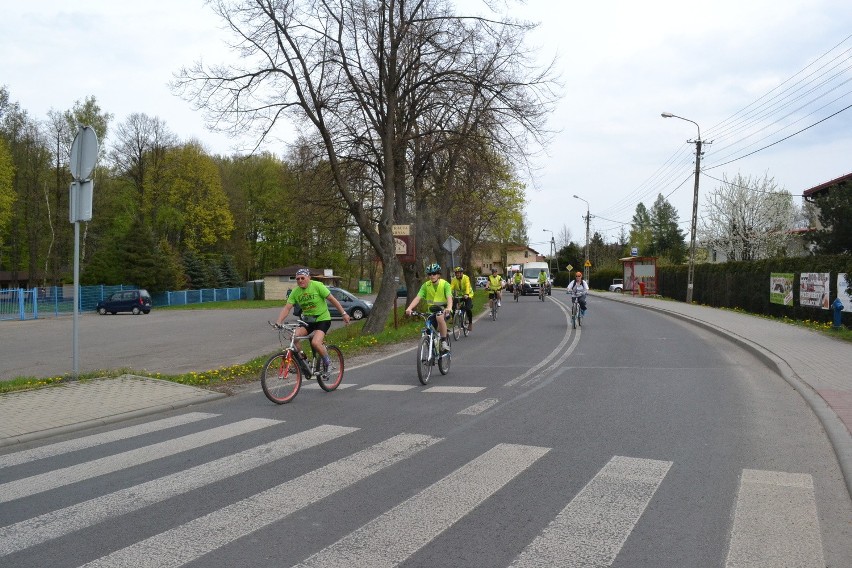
[405,263,453,351]
[275,268,350,373]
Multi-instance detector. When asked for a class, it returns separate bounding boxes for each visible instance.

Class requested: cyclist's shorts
[301,320,332,334]
[428,305,447,314]
[488,292,498,299]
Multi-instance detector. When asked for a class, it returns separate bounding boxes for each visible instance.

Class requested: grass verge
[0,295,489,394]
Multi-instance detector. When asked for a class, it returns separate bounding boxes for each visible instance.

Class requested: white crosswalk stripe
[0,417,280,504]
[293,443,549,568]
[0,412,218,468]
[725,469,825,567]
[0,413,829,568]
[81,433,442,568]
[510,456,672,567]
[0,424,357,556]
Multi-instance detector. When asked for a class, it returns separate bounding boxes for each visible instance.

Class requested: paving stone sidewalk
[0,375,225,448]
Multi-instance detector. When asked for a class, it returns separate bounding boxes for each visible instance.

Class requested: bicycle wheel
[452,311,462,340]
[462,311,470,337]
[261,351,301,404]
[317,345,344,391]
[438,333,451,375]
[416,336,433,385]
[571,301,577,330]
[492,300,498,321]
[514,289,519,302]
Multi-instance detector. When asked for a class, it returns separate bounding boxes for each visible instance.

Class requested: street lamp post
[542,229,556,275]
[572,195,590,281]
[662,112,702,304]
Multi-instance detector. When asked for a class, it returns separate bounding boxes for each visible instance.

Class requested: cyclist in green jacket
[405,263,453,351]
[275,268,350,373]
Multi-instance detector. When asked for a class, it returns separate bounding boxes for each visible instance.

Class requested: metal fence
[0,284,250,321]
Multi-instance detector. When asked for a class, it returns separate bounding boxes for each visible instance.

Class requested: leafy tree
[700,173,794,260]
[122,216,161,291]
[0,138,14,261]
[174,0,556,333]
[152,142,234,252]
[811,188,852,254]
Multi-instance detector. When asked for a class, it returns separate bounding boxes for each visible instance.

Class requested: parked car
[475,276,488,288]
[293,287,373,320]
[608,278,624,293]
[96,289,152,315]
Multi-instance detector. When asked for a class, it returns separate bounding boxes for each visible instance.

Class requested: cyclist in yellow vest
[451,266,474,333]
[487,267,505,311]
[405,263,453,351]
[512,269,523,295]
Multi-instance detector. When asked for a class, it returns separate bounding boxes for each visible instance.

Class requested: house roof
[802,172,852,199]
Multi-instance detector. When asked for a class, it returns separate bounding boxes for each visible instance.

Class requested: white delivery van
[520,262,551,296]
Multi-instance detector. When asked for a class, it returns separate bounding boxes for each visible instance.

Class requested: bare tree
[700,173,795,261]
[110,113,176,202]
[173,0,557,333]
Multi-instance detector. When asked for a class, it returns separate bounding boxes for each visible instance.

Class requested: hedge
[655,255,852,326]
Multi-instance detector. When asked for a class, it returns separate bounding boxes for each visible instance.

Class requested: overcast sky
[2,0,850,255]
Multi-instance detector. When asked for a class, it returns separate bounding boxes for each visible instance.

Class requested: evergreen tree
[122,217,161,291]
[629,203,653,256]
[649,194,686,263]
[812,190,852,254]
[220,255,242,287]
[182,249,207,290]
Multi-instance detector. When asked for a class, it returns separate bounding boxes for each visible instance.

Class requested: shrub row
[655,255,852,326]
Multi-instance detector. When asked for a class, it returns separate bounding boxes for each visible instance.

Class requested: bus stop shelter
[619,256,658,296]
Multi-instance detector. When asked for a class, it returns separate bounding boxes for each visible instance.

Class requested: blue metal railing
[0,285,251,321]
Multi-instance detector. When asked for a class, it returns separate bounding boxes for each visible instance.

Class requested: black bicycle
[261,320,344,404]
[451,295,470,340]
[411,311,451,384]
[570,295,584,329]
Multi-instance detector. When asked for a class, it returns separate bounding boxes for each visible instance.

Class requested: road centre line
[504,297,574,387]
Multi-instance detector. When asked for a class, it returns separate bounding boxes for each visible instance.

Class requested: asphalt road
[2,294,850,566]
[0,306,352,380]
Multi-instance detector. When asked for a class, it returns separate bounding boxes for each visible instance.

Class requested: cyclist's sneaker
[440,339,450,352]
[581,308,586,316]
[497,300,502,307]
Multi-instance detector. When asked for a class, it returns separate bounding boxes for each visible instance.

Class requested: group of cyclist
[276,264,588,364]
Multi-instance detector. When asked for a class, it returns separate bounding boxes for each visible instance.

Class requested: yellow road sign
[584,260,592,267]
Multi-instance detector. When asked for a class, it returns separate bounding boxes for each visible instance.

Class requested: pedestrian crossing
[0,413,826,567]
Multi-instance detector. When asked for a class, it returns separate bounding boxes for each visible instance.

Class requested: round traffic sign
[70,126,99,180]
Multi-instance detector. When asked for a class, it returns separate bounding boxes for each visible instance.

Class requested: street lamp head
[661,112,674,118]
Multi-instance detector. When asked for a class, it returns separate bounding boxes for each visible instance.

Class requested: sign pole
[69,126,98,380]
[73,219,80,378]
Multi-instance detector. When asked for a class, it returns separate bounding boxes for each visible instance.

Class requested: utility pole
[662,112,708,304]
[686,138,702,304]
